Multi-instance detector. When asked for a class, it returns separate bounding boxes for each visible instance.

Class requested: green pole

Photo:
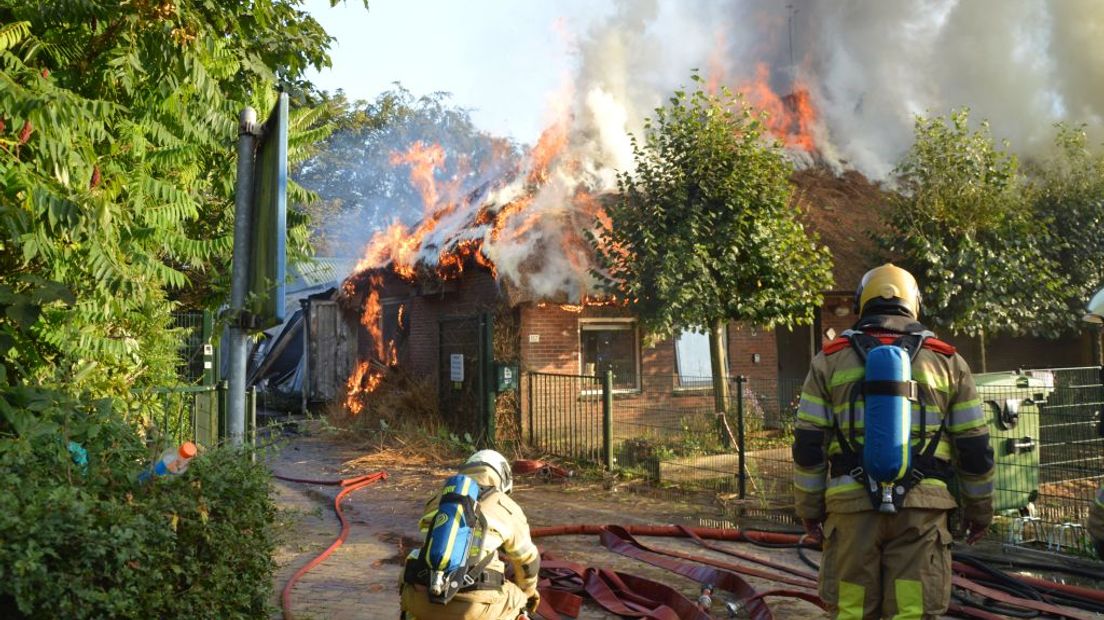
[603,370,614,470]
[736,375,747,500]
[481,313,496,447]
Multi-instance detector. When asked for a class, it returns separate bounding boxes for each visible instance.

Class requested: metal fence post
[736,375,747,500]
[603,370,614,470]
[527,372,534,446]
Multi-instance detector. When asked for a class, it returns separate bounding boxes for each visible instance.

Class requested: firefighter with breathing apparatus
[400,449,541,620]
[1079,289,1104,560]
[792,264,995,619]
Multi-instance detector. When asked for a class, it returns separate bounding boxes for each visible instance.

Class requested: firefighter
[792,264,994,620]
[400,449,541,620]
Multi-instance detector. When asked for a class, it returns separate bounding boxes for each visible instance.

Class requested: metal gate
[438,314,493,441]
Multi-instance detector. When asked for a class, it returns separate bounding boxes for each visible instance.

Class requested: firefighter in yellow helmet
[791,264,994,619]
[400,450,541,620]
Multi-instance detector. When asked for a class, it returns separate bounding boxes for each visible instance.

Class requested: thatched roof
[793,167,891,292]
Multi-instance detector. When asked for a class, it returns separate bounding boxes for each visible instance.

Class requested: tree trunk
[709,318,730,414]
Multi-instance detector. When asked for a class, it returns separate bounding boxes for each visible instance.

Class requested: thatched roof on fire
[342,166,892,306]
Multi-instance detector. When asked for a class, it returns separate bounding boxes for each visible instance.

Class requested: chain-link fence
[526,366,1104,550]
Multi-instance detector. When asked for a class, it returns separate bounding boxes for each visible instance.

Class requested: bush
[0,383,277,618]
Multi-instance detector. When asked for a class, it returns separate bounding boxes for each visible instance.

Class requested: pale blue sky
[304,0,616,145]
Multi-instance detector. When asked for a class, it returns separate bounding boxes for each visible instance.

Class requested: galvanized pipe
[227,107,257,446]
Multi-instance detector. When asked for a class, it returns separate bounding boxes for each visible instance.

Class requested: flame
[389,141,446,212]
[738,63,817,152]
[344,361,383,415]
[360,273,385,361]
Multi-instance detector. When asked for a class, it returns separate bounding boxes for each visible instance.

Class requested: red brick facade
[350,264,1095,441]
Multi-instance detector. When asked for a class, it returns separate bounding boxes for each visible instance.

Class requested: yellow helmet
[854,264,921,318]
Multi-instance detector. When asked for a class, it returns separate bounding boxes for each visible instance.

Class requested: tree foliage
[879,109,1068,341]
[294,87,519,254]
[0,2,340,393]
[591,76,833,338]
[1032,124,1104,323]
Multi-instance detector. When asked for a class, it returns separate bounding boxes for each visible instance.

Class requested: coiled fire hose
[528,524,1104,620]
[275,462,1104,620]
[274,471,388,620]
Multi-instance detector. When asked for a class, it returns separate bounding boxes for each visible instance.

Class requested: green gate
[438,314,495,443]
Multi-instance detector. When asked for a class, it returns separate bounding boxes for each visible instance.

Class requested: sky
[304,0,615,145]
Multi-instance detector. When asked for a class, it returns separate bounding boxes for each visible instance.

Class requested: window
[579,321,638,391]
[676,328,714,388]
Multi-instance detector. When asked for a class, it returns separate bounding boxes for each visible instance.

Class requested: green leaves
[0,1,338,390]
[880,108,1068,339]
[591,76,832,339]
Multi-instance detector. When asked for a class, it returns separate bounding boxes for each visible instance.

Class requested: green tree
[879,109,1068,370]
[1032,124,1104,323]
[0,2,342,394]
[591,75,832,414]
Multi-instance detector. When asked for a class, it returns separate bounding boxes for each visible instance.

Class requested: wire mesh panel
[1015,367,1102,551]
[527,372,604,464]
[170,311,208,384]
[524,366,1104,549]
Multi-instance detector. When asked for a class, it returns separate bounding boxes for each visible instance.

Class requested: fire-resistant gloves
[802,517,824,544]
[962,502,993,545]
[526,592,541,614]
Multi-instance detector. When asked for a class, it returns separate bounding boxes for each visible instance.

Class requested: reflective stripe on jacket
[792,327,994,518]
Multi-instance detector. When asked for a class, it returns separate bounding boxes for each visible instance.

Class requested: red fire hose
[530,523,1104,620]
[272,460,1104,620]
[274,471,388,620]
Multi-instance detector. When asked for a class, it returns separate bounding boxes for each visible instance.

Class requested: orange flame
[738,63,817,152]
[360,273,385,361]
[389,141,446,212]
[345,361,383,415]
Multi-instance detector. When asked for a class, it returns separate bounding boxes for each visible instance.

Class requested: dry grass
[324,370,473,464]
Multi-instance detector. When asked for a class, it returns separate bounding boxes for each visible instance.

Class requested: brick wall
[352,268,503,391]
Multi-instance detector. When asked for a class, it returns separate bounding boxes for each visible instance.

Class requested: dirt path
[267,431,827,619]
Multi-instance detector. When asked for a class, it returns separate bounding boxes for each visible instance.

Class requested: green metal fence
[134,384,255,451]
[527,371,613,468]
[526,366,1104,551]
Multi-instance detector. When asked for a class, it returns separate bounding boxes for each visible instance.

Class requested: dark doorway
[776,322,815,415]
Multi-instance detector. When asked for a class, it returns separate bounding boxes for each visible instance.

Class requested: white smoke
[557,0,1104,179]
[357,0,1104,300]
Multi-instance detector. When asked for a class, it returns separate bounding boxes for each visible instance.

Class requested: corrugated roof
[289,257,358,292]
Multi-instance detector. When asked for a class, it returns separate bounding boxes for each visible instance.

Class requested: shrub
[0,383,277,618]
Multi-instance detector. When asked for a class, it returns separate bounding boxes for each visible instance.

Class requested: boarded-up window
[580,321,638,390]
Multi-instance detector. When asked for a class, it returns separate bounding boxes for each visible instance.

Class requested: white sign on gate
[450,354,464,382]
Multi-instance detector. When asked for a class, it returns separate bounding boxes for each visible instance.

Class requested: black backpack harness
[828,329,954,512]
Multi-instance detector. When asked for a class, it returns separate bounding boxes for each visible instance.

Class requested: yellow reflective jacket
[792,317,994,520]
[410,468,540,598]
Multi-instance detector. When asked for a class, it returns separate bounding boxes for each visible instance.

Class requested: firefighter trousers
[399,581,527,620]
[819,508,953,620]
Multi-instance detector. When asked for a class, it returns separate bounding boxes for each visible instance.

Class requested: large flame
[341,60,820,401]
[739,63,818,152]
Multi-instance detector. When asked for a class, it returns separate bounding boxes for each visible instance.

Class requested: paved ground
[267,428,827,619]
